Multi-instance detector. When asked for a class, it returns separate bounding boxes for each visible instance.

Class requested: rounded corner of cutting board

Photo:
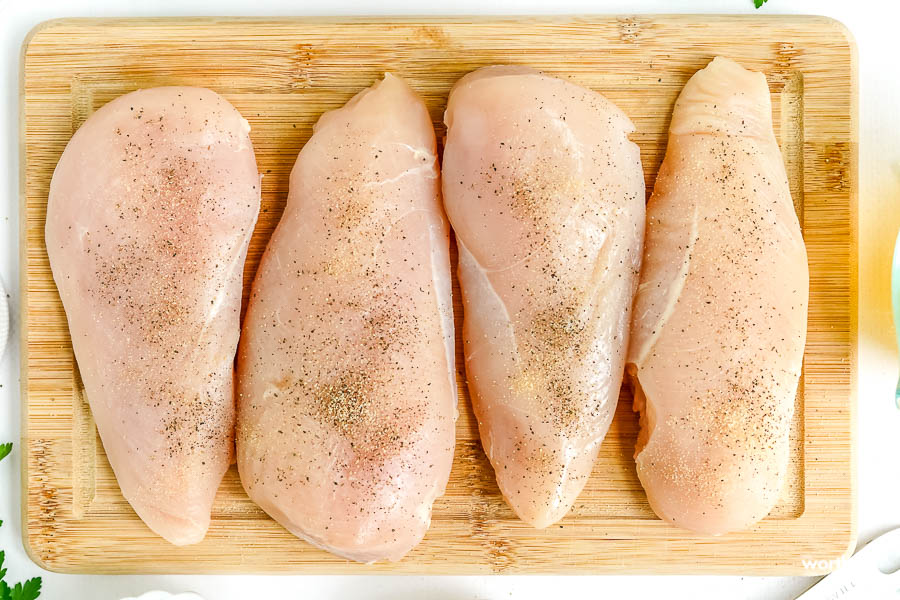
[813,15,858,58]
[21,521,70,575]
[21,18,75,58]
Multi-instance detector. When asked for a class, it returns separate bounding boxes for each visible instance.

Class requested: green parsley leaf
[8,578,42,600]
[0,444,11,462]
[754,0,769,7]
[0,491,42,599]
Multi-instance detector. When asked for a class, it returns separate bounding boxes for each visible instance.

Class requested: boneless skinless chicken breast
[628,57,809,534]
[442,66,645,528]
[236,74,456,562]
[46,87,261,545]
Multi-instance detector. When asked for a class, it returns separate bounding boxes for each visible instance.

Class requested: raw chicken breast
[627,57,809,535]
[236,74,456,562]
[46,87,261,545]
[442,66,645,528]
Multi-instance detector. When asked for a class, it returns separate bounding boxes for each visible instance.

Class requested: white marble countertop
[1,0,897,598]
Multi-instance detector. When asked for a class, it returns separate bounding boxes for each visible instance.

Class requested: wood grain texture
[20,15,857,575]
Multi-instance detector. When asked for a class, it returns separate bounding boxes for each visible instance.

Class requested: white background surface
[0,0,897,598]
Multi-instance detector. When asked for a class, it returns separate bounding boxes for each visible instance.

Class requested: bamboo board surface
[21,16,857,574]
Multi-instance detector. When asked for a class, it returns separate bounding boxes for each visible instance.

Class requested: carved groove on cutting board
[71,367,95,519]
[781,71,805,225]
[70,76,91,133]
[779,69,806,518]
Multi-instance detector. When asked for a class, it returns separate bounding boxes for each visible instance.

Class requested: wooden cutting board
[20,15,857,575]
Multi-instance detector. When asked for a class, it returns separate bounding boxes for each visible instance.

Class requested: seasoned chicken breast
[627,57,809,535]
[236,74,456,562]
[442,66,645,528]
[46,87,261,545]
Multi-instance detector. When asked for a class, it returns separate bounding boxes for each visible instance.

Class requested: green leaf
[0,581,10,600]
[0,444,11,462]
[0,550,6,580]
[754,0,769,7]
[9,578,41,600]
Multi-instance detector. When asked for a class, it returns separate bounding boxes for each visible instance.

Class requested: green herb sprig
[754,0,770,7]
[0,444,41,600]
